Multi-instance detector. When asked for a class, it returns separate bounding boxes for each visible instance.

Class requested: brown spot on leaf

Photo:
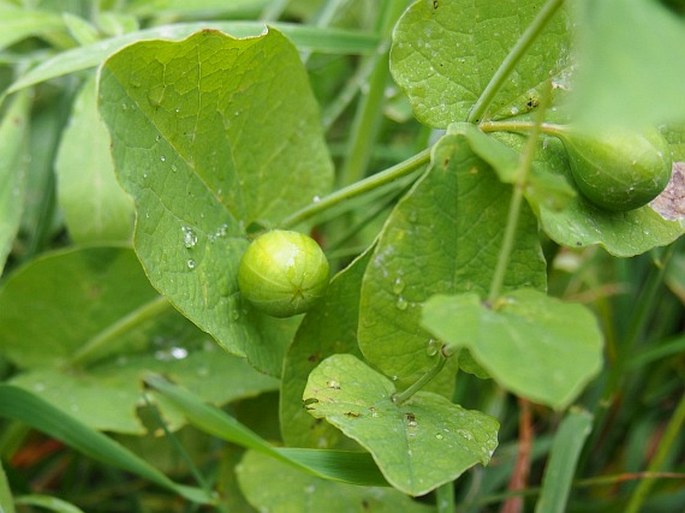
[650,162,685,221]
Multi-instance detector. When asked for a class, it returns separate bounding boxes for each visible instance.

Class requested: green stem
[486,86,549,304]
[67,295,172,368]
[392,350,447,405]
[467,0,565,123]
[479,120,565,137]
[626,391,685,513]
[280,147,430,229]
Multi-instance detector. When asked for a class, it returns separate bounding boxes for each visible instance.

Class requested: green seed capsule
[238,230,329,318]
[557,127,672,212]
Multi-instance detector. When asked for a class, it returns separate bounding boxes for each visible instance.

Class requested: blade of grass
[534,407,593,513]
[0,385,213,505]
[4,22,378,96]
[14,495,85,513]
[145,374,388,487]
[0,460,14,513]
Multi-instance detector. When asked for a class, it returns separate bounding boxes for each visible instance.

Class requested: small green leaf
[98,28,333,373]
[236,450,434,513]
[280,249,371,448]
[422,289,604,409]
[0,91,30,275]
[55,73,134,244]
[390,0,570,127]
[571,0,685,130]
[303,354,499,496]
[358,133,546,391]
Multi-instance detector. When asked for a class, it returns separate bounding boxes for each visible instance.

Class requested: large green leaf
[0,91,30,275]
[55,73,134,244]
[0,246,278,433]
[422,289,604,409]
[390,0,570,127]
[570,0,685,131]
[280,249,371,448]
[358,133,546,391]
[303,354,499,496]
[98,28,333,374]
[0,246,157,369]
[236,450,434,513]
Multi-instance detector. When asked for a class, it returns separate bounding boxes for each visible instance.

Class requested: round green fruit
[558,127,672,212]
[238,230,329,318]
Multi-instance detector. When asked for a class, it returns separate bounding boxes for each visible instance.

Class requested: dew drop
[457,429,474,441]
[312,195,321,203]
[160,155,166,162]
[327,380,341,390]
[396,296,408,310]
[435,433,444,440]
[426,338,440,356]
[181,226,198,248]
[155,135,161,142]
[392,276,405,295]
[186,258,196,270]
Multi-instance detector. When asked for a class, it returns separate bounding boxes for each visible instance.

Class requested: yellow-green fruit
[238,230,329,318]
[559,127,672,212]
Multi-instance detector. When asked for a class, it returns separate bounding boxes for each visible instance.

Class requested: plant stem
[67,295,172,368]
[392,349,447,405]
[625,391,685,513]
[486,86,549,304]
[479,120,564,137]
[467,0,565,123]
[280,147,430,229]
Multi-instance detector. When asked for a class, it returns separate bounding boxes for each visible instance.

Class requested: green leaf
[358,133,546,391]
[0,246,157,369]
[570,0,685,130]
[280,249,371,449]
[0,460,14,513]
[389,0,570,127]
[6,22,378,95]
[303,354,499,496]
[98,28,333,374]
[55,73,134,244]
[0,5,65,51]
[236,450,434,513]
[0,91,30,275]
[534,408,593,513]
[14,495,85,513]
[0,246,277,433]
[146,374,388,487]
[0,384,212,505]
[422,289,604,409]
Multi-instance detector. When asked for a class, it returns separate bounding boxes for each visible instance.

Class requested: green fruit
[557,127,672,212]
[238,230,329,318]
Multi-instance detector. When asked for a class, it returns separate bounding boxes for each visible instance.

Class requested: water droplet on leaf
[396,296,408,310]
[181,226,198,248]
[186,258,196,270]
